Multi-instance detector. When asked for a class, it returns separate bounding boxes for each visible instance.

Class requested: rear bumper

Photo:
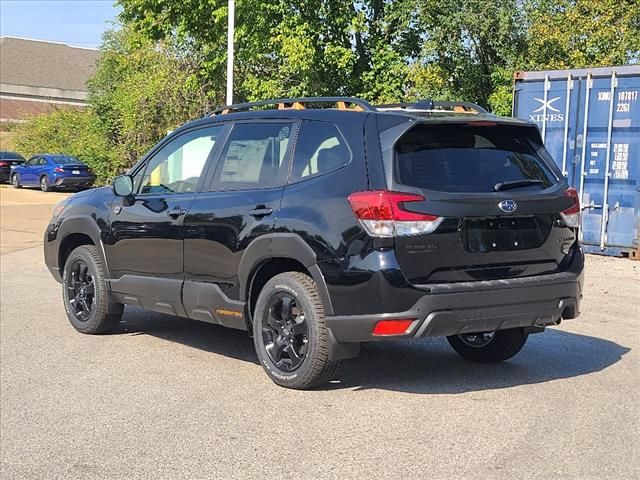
[325,268,583,342]
[54,176,94,187]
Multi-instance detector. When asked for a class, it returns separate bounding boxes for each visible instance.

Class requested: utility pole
[226,0,235,106]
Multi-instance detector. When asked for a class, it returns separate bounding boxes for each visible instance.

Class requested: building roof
[0,36,100,92]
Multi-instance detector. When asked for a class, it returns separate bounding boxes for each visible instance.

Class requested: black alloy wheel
[62,245,123,334]
[262,292,309,372]
[253,271,340,389]
[457,332,495,348]
[447,328,529,363]
[66,260,95,322]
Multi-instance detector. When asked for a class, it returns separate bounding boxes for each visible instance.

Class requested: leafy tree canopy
[117,0,638,113]
[12,108,118,183]
[88,26,213,164]
[12,0,640,180]
[525,0,640,69]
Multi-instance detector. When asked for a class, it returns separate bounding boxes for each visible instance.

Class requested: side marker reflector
[372,319,414,336]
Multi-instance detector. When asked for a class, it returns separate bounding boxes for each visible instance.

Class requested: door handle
[249,206,273,218]
[168,206,188,218]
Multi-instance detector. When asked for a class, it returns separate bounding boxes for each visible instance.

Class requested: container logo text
[530,97,564,123]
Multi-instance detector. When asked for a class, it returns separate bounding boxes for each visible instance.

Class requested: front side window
[138,126,224,195]
[290,120,350,182]
[211,122,294,190]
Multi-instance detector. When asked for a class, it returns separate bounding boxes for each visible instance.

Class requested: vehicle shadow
[334,331,630,394]
[114,307,260,365]
[114,308,629,394]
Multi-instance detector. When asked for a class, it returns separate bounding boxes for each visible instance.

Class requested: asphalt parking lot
[0,187,71,256]
[0,187,638,479]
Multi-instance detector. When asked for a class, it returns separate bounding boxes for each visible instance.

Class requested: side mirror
[113,175,134,197]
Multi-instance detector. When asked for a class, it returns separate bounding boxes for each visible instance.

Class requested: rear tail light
[54,167,64,173]
[372,319,414,336]
[560,188,580,228]
[347,190,443,237]
[0,162,8,167]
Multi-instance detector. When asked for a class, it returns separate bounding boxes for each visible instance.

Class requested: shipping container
[513,65,640,258]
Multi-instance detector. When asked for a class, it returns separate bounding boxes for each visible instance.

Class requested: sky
[0,0,121,49]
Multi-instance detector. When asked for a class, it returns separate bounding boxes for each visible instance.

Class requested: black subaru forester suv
[44,97,584,389]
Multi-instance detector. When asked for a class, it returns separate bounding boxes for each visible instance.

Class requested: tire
[62,245,123,334]
[40,175,52,192]
[253,272,340,389]
[11,173,22,188]
[447,328,529,363]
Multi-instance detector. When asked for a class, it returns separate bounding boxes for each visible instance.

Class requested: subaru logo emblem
[498,199,518,213]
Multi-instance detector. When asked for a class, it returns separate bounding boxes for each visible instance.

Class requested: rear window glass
[395,124,557,193]
[0,151,24,160]
[53,156,82,165]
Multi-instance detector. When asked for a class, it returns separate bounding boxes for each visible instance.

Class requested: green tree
[116,0,531,110]
[14,0,640,179]
[88,26,214,166]
[525,0,640,69]
[12,108,118,183]
[13,26,217,182]
[404,0,527,114]
[117,0,416,103]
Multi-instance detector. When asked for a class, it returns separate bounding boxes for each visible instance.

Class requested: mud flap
[327,330,360,360]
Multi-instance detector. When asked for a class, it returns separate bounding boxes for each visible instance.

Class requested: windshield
[395,124,558,193]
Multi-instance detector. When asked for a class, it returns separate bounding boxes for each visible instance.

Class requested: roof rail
[211,96,375,115]
[376,100,487,114]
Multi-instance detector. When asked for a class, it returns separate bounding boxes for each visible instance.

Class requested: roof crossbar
[211,96,375,115]
[376,100,487,114]
[209,97,486,116]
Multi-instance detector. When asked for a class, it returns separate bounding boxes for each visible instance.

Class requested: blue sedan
[11,154,95,192]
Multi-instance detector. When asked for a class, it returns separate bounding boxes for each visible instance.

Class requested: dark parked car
[44,97,584,389]
[11,154,94,191]
[0,151,25,183]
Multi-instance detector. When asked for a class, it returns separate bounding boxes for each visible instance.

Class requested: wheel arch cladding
[247,258,309,321]
[239,233,334,318]
[59,232,94,272]
[57,217,108,274]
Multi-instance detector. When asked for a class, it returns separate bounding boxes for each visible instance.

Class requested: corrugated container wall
[513,65,640,257]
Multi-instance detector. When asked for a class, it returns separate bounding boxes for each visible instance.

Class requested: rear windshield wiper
[493,179,544,192]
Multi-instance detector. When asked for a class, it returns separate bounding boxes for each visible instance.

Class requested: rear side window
[212,122,294,190]
[290,120,350,182]
[395,124,557,193]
